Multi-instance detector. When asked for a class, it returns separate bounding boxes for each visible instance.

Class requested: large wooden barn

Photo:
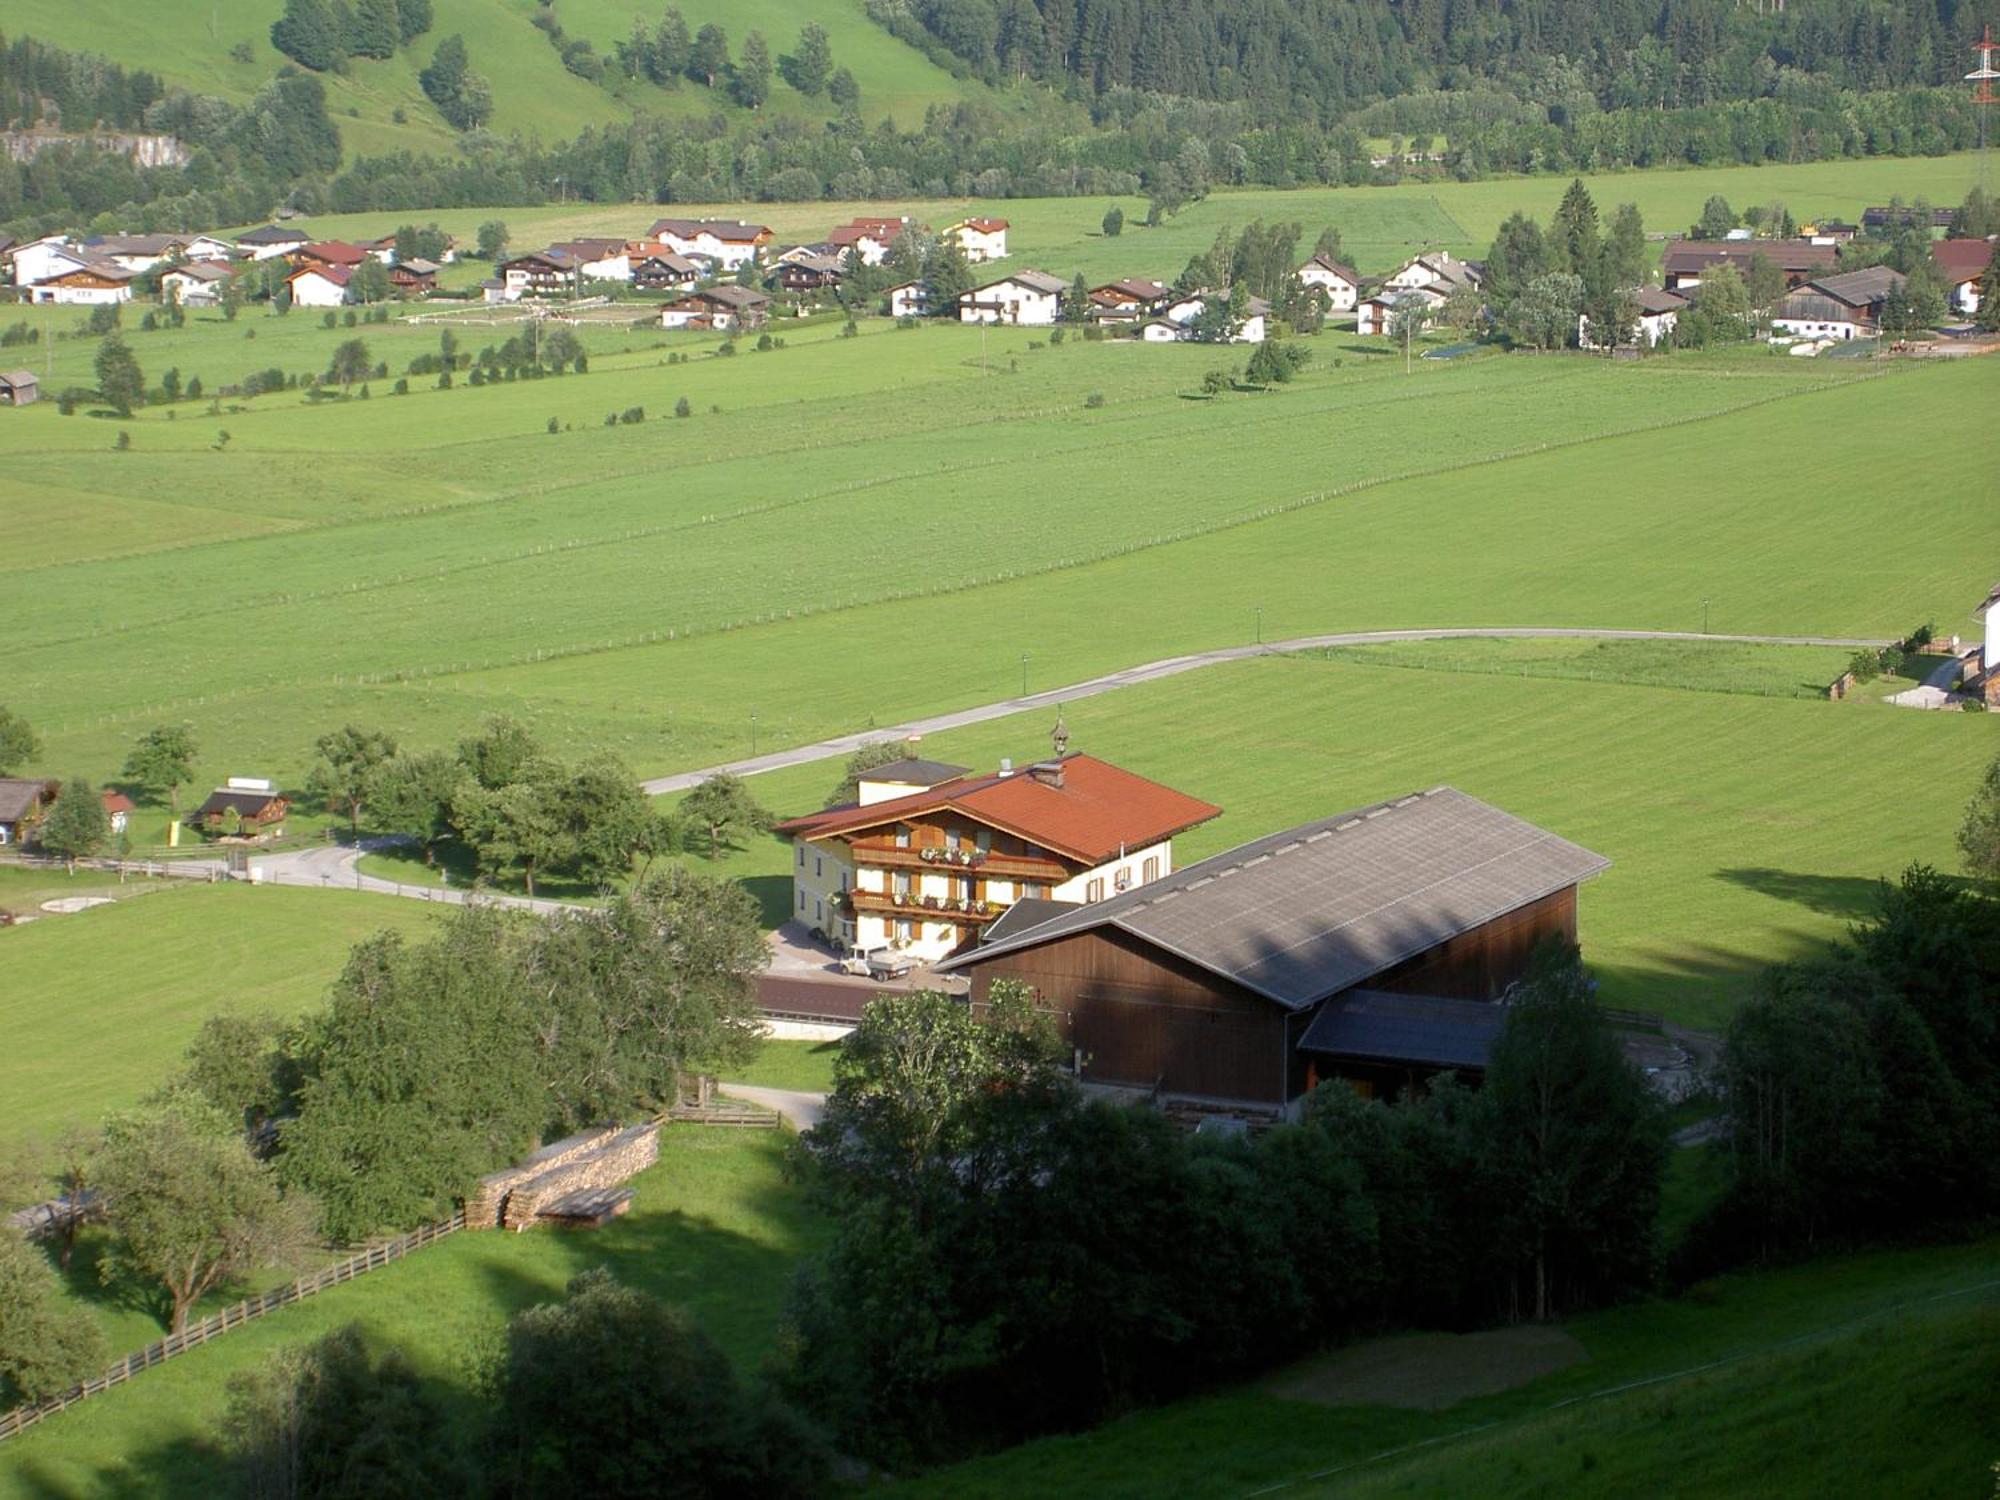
[936,787,1609,1111]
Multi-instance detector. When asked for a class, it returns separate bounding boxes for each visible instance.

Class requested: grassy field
[38,0,993,158]
[5,320,1993,785]
[0,1127,823,1499]
[0,883,436,1156]
[883,1237,2000,1500]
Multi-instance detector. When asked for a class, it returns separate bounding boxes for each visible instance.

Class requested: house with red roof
[101,789,135,835]
[945,216,1009,263]
[292,241,369,271]
[287,262,352,308]
[1931,238,1993,316]
[772,735,1221,962]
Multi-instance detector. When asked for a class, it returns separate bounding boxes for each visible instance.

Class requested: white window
[1143,856,1160,882]
[945,827,961,851]
[1085,877,1105,902]
[894,824,911,849]
[894,919,914,943]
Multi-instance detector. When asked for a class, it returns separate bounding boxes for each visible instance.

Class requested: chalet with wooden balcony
[772,743,1221,963]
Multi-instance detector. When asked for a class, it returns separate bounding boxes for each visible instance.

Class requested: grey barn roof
[1296,990,1504,1070]
[936,787,1609,1011]
[862,757,970,787]
[980,897,1081,946]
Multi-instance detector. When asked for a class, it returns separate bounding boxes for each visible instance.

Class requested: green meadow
[0,1127,824,1500]
[0,885,436,1156]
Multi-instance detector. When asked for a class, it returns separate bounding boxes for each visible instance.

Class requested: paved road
[639,627,1886,795]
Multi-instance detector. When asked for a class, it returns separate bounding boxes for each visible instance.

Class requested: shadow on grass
[1715,867,1884,921]
[740,874,793,930]
[7,1430,220,1500]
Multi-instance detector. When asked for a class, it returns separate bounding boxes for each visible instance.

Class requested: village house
[0,370,40,406]
[1660,238,1837,292]
[885,280,930,317]
[1137,316,1187,342]
[659,284,770,331]
[1931,238,1992,315]
[7,236,83,288]
[499,250,581,300]
[549,238,634,282]
[80,233,190,272]
[1088,277,1171,324]
[632,252,704,292]
[944,216,1010,263]
[1801,219,1859,245]
[647,218,773,270]
[1861,205,1955,232]
[101,790,134,836]
[937,787,1609,1111]
[1383,250,1483,295]
[828,216,924,266]
[0,778,54,845]
[1151,288,1270,343]
[287,263,352,308]
[235,224,310,261]
[1295,253,1361,310]
[181,235,238,263]
[161,260,236,306]
[29,259,138,305]
[193,779,289,839]
[389,258,441,296]
[766,253,845,294]
[772,745,1221,964]
[1579,286,1688,349]
[959,269,1067,325]
[1355,285,1441,337]
[1970,582,2000,706]
[291,241,369,274]
[1768,265,1905,341]
[0,235,16,281]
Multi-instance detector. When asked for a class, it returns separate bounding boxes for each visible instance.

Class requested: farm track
[631,626,1886,793]
[0,365,1876,726]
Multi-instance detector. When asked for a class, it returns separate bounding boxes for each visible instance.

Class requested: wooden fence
[0,1210,464,1445]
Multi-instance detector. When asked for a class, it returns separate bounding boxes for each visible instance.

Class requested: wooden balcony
[852,844,1071,884]
[845,889,999,925]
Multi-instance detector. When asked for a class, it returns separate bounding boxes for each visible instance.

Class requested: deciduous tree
[94,333,144,417]
[680,772,769,859]
[368,748,461,864]
[38,776,109,871]
[0,1227,106,1406]
[782,21,832,95]
[97,1094,309,1332]
[733,30,772,108]
[689,22,729,87]
[1958,752,2000,886]
[0,705,40,774]
[305,724,398,836]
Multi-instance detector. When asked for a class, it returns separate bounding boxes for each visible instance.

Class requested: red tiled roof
[1932,238,1995,285]
[773,753,1221,865]
[290,263,352,285]
[955,217,1009,233]
[298,241,367,265]
[1660,239,1837,276]
[101,790,135,814]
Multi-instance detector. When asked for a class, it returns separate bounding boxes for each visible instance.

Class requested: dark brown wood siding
[1368,888,1577,1003]
[968,927,1288,1105]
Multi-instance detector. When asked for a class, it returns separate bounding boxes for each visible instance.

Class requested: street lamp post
[751,710,758,757]
[1702,598,1711,635]
[1020,653,1030,697]
[1255,606,1263,645]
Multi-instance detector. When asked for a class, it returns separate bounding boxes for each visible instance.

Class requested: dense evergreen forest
[1,0,1995,234]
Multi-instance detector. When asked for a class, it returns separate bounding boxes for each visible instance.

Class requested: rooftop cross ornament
[1051,713,1069,757]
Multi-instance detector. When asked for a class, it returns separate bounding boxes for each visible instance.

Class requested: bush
[1084,391,1104,408]
[717,340,737,357]
[840,319,858,338]
[675,397,691,418]
[1847,649,1880,684]
[393,377,409,395]
[547,416,559,434]
[756,332,774,351]
[620,406,644,424]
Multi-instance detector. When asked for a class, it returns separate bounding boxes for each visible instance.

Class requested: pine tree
[786,21,832,95]
[827,66,859,109]
[652,7,691,84]
[1551,178,1600,276]
[690,23,729,87]
[271,0,345,71]
[94,334,144,417]
[734,30,772,107]
[346,0,400,60]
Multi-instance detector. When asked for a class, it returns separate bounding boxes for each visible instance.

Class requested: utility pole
[1020,653,1030,696]
[1702,598,1711,635]
[1255,606,1263,645]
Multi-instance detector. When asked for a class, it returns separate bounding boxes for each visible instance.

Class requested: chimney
[998,758,1013,777]
[1028,761,1064,789]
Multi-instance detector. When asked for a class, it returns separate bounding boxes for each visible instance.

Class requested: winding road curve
[638,627,1885,795]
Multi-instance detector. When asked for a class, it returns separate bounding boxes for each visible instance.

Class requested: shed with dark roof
[937,788,1609,1108]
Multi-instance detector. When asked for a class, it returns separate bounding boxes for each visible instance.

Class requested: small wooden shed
[0,371,39,407]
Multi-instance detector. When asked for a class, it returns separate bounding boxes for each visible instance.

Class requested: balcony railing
[844,889,999,924]
[851,844,1071,883]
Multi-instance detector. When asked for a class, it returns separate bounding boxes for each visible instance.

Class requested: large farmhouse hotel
[772,734,1221,964]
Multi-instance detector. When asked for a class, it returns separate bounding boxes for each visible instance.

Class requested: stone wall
[466,1126,618,1229]
[500,1124,660,1231]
